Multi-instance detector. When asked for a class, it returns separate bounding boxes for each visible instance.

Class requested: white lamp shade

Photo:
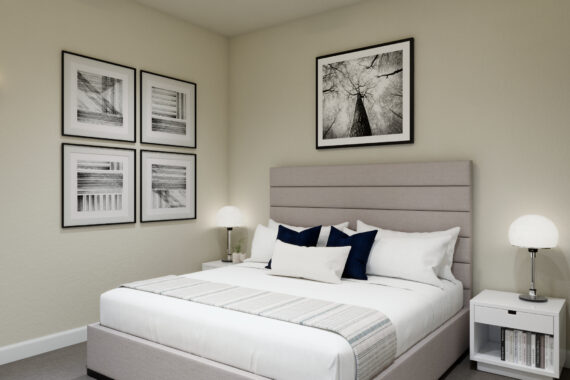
[508,214,559,249]
[216,206,243,227]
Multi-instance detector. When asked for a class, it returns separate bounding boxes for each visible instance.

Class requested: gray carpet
[0,342,568,379]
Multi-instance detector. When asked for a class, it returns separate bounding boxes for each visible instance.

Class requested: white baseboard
[0,326,87,365]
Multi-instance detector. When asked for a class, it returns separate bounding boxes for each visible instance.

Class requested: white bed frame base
[87,308,468,380]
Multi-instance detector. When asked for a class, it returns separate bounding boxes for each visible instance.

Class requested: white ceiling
[134,0,368,36]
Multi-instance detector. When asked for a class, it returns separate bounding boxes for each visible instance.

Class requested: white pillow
[268,219,349,247]
[247,224,278,263]
[269,240,350,284]
[357,220,460,282]
[365,235,451,287]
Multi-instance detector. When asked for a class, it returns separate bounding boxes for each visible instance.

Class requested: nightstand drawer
[474,305,553,335]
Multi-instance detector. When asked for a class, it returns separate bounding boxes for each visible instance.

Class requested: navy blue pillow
[326,226,377,280]
[265,225,322,269]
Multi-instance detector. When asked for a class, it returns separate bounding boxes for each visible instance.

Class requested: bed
[87,160,473,380]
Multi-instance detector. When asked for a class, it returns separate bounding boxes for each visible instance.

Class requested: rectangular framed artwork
[316,38,414,149]
[140,150,196,222]
[140,71,196,148]
[62,143,136,228]
[62,51,136,142]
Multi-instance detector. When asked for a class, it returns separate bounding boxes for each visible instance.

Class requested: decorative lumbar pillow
[268,219,349,247]
[265,225,322,269]
[248,224,279,263]
[364,234,451,287]
[357,220,460,282]
[326,226,377,280]
[269,240,350,284]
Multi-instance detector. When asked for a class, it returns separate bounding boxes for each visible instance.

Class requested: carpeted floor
[0,342,568,380]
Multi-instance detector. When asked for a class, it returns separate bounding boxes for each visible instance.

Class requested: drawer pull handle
[508,310,517,315]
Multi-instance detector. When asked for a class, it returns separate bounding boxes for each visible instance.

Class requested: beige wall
[0,0,228,346]
[229,0,570,342]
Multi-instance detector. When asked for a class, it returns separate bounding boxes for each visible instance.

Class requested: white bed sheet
[100,263,463,380]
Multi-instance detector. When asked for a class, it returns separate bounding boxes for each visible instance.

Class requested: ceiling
[134,0,368,36]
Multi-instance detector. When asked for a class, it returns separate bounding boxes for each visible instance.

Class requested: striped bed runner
[121,275,396,380]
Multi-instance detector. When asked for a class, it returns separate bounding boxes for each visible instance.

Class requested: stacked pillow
[356,220,460,283]
[248,218,461,287]
[248,220,349,263]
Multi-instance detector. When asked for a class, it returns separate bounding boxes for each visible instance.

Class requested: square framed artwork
[140,150,196,222]
[140,71,196,148]
[62,51,136,142]
[62,143,136,228]
[316,38,414,149]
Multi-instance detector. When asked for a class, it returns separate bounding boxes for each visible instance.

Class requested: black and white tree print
[77,71,123,127]
[151,164,187,209]
[322,50,403,139]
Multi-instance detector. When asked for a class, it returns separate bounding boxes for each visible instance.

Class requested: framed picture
[62,143,136,228]
[316,38,414,149]
[140,150,196,222]
[62,51,136,142]
[140,71,196,148]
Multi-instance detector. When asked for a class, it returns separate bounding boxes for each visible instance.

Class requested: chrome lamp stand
[222,227,233,262]
[519,248,547,302]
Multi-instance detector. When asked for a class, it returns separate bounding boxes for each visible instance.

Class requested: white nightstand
[470,290,566,380]
[201,260,238,271]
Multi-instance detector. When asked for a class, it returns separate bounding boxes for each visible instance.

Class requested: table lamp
[216,206,243,262]
[508,214,559,302]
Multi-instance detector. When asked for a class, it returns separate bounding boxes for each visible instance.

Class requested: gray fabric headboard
[269,160,473,303]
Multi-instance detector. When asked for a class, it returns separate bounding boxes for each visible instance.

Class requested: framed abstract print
[140,71,196,148]
[62,51,136,142]
[140,150,196,222]
[316,38,414,149]
[62,143,136,227]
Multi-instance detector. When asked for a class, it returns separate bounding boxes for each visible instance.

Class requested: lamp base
[221,254,233,263]
[519,294,547,302]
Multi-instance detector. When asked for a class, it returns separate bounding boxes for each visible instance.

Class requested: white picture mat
[141,151,196,221]
[62,145,135,227]
[316,40,411,147]
[141,72,196,147]
[62,53,135,141]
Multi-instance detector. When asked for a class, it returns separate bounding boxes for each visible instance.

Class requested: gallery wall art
[140,150,196,222]
[140,71,196,148]
[316,38,414,149]
[62,51,136,142]
[62,143,136,227]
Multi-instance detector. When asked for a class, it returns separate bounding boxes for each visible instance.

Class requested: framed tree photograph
[62,51,136,142]
[316,38,413,149]
[140,150,196,222]
[62,144,136,228]
[140,71,196,148]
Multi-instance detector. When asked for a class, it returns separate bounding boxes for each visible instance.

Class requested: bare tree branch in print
[322,50,404,139]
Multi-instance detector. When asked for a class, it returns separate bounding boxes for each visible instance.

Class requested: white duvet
[100,263,463,380]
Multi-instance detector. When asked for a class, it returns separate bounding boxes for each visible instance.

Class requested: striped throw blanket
[122,275,396,380]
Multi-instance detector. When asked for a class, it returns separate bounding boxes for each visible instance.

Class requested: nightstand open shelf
[470,290,566,380]
[472,324,556,378]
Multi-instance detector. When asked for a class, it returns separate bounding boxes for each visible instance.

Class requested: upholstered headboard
[269,161,473,303]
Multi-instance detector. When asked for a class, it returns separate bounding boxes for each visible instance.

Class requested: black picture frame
[62,51,136,143]
[316,38,414,149]
[140,150,197,223]
[62,143,136,228]
[140,70,197,148]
